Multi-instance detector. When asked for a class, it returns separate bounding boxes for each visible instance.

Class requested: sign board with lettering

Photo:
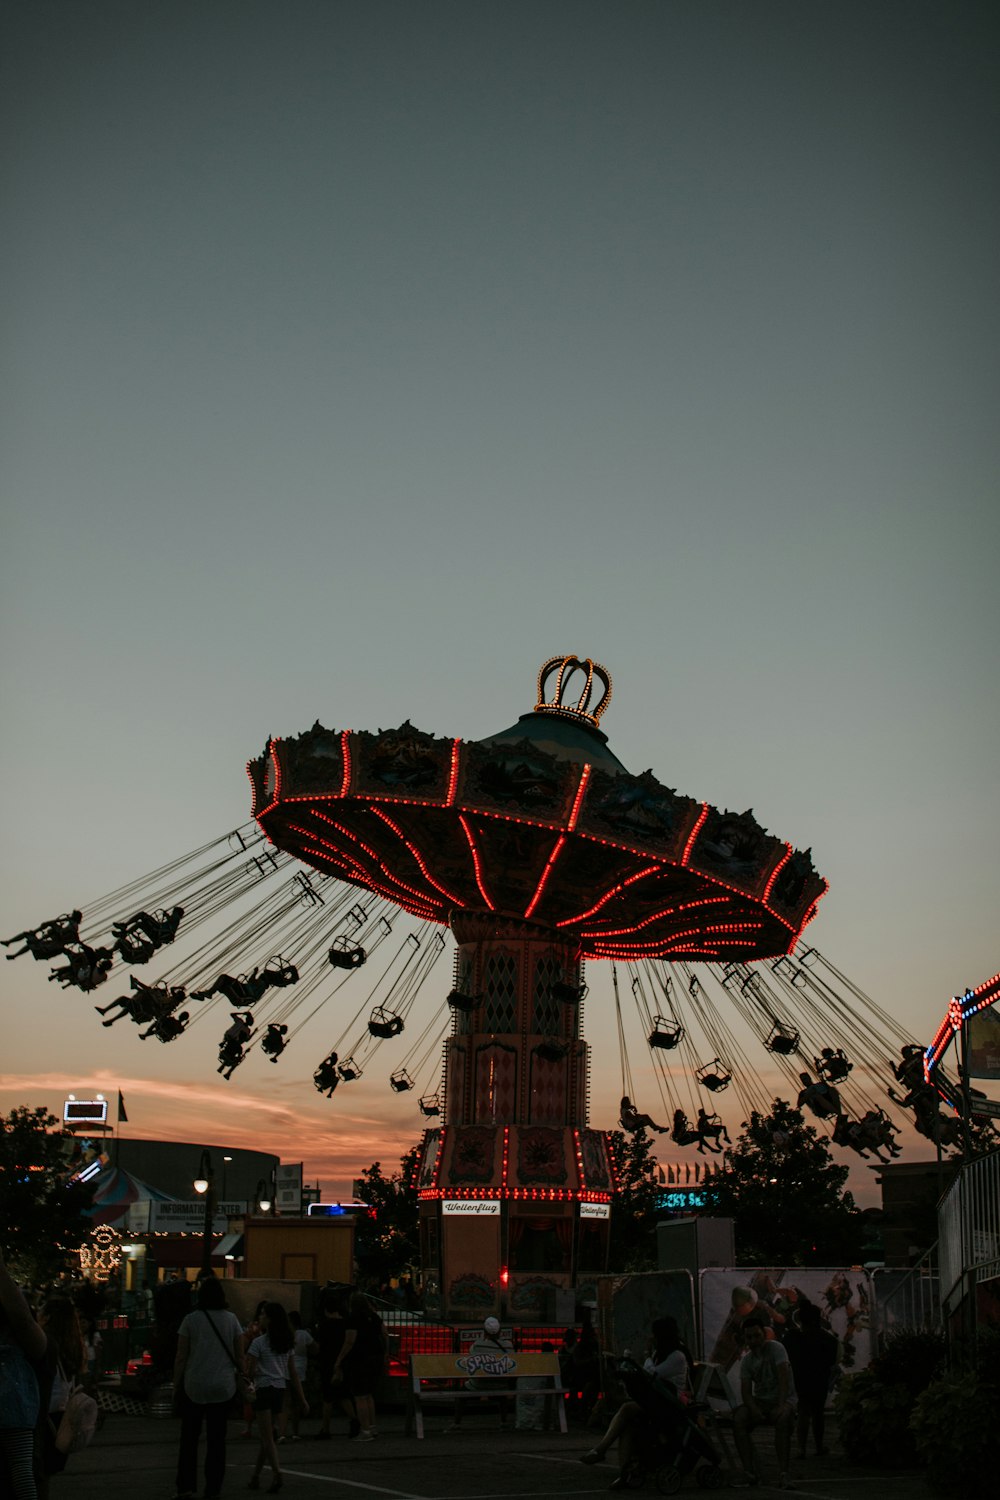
[127,1200,247,1234]
[580,1201,611,1219]
[275,1163,303,1216]
[441,1199,500,1216]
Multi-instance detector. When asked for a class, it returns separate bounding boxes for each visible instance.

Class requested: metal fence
[870,1256,941,1342]
[938,1147,1000,1327]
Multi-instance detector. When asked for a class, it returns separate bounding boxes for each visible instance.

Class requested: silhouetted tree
[353,1146,420,1287]
[705,1098,866,1265]
[0,1106,96,1280]
[608,1127,659,1271]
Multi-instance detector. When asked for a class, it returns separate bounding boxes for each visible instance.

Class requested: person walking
[313,1287,357,1439]
[238,1303,266,1438]
[245,1304,308,1492]
[0,1247,44,1500]
[335,1294,387,1443]
[278,1312,314,1442]
[37,1297,86,1495]
[172,1274,244,1500]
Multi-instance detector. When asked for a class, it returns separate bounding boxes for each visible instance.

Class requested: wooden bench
[406,1352,567,1438]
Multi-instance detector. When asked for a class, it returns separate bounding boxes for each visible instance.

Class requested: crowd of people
[0,1258,391,1500]
[574,1299,839,1491]
[170,1279,388,1499]
[2,1250,850,1498]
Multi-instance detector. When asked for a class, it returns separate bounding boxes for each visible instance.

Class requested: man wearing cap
[448,1318,514,1431]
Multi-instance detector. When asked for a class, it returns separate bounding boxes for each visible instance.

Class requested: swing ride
[7,655,996,1314]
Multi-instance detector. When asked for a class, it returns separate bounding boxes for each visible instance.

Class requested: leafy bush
[834,1328,946,1466]
[910,1329,1000,1492]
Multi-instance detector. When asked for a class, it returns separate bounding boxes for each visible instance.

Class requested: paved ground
[65,1411,935,1500]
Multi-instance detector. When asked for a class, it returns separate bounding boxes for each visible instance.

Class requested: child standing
[245,1304,308,1492]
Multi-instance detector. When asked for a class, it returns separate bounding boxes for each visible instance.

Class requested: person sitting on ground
[580,1316,692,1483]
[732,1316,796,1488]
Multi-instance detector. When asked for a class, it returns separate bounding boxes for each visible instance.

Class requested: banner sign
[127,1201,246,1234]
[967,1007,1000,1079]
[580,1201,611,1219]
[700,1267,873,1379]
[275,1163,303,1216]
[441,1199,500,1216]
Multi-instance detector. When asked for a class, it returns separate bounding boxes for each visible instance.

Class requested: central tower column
[445,911,587,1128]
[416,912,613,1322]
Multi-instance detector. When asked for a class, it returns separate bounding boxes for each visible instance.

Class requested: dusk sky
[2,2,997,1209]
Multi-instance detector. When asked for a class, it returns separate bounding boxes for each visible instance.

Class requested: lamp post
[222,1154,233,1203]
[193,1150,216,1277]
[255,1175,275,1215]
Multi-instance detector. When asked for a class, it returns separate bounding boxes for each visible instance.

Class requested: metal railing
[938,1147,1000,1324]
[871,1249,941,1342]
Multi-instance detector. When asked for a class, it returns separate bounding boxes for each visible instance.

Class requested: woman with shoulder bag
[173,1275,244,1500]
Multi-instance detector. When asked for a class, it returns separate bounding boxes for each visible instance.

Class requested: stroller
[614,1358,726,1493]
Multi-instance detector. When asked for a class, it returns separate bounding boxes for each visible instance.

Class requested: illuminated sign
[442,1199,500,1216]
[307,1201,368,1217]
[62,1099,108,1126]
[579,1201,611,1219]
[655,1189,708,1212]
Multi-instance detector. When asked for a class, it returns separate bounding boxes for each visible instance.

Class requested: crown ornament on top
[534,655,613,727]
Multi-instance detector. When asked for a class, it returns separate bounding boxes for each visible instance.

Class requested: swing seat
[418,1093,441,1116]
[329,939,367,969]
[648,1017,684,1050]
[446,988,479,1013]
[551,981,586,1005]
[116,932,156,964]
[390,1069,414,1092]
[338,1058,363,1082]
[697,1060,732,1092]
[368,1006,404,1038]
[767,1025,800,1055]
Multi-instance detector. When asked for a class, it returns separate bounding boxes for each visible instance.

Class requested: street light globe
[258,1197,272,1213]
[193,1177,210,1195]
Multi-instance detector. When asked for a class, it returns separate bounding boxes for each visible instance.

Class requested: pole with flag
[116,1091,127,1168]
